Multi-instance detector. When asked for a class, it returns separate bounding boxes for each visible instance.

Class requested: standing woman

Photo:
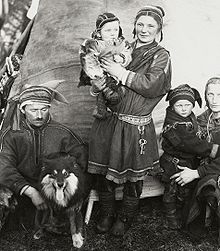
[88,5,172,236]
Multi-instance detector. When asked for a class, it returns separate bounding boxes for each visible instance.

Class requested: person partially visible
[170,77,220,237]
[79,12,132,119]
[88,5,172,237]
[0,81,88,229]
[160,84,220,230]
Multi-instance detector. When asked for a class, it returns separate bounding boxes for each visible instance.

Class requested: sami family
[0,4,220,249]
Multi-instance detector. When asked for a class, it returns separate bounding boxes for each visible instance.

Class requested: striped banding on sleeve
[125,71,136,87]
[210,144,219,158]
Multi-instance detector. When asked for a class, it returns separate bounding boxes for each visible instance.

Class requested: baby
[79,12,132,119]
[160,84,220,230]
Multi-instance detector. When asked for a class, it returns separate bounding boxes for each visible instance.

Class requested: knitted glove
[90,75,106,96]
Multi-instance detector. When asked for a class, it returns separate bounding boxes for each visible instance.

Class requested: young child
[79,12,132,119]
[160,84,220,230]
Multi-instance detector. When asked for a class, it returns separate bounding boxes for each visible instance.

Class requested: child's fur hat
[166,84,202,107]
[92,12,122,39]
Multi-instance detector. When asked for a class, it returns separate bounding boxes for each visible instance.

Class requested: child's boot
[96,191,115,233]
[163,201,181,229]
[163,191,181,230]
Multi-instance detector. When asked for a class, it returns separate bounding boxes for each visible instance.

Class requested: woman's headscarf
[204,77,220,109]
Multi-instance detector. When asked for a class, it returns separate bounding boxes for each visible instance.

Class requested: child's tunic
[160,106,215,183]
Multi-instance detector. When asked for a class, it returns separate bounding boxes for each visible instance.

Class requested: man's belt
[115,113,152,126]
[163,153,180,166]
[162,153,192,169]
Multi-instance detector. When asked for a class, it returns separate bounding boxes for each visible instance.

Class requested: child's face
[173,100,194,118]
[100,21,119,42]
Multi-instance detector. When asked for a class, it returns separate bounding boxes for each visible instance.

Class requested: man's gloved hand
[24,186,47,210]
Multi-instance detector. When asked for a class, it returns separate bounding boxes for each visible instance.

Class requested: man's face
[24,103,50,127]
[206,83,220,114]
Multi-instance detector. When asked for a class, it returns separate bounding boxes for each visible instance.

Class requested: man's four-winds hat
[19,80,68,111]
[2,79,68,130]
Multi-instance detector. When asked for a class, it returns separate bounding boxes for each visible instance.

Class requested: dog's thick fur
[34,153,92,249]
[0,184,17,231]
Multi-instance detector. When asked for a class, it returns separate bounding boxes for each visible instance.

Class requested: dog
[34,153,92,249]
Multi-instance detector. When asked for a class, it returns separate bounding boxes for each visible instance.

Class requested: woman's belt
[115,113,152,126]
[114,112,152,155]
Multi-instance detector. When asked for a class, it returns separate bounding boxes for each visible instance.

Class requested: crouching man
[0,81,88,230]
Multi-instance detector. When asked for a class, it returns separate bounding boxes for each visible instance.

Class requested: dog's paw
[72,232,84,248]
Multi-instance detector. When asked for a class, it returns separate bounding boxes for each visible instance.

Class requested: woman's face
[206,83,220,114]
[173,100,193,118]
[100,21,119,42]
[135,15,160,45]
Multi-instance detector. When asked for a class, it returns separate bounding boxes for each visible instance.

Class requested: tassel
[1,99,21,131]
[11,103,21,130]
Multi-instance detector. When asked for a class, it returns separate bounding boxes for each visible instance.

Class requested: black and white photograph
[0,0,220,250]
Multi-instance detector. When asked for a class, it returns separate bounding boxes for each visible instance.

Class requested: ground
[0,197,219,251]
